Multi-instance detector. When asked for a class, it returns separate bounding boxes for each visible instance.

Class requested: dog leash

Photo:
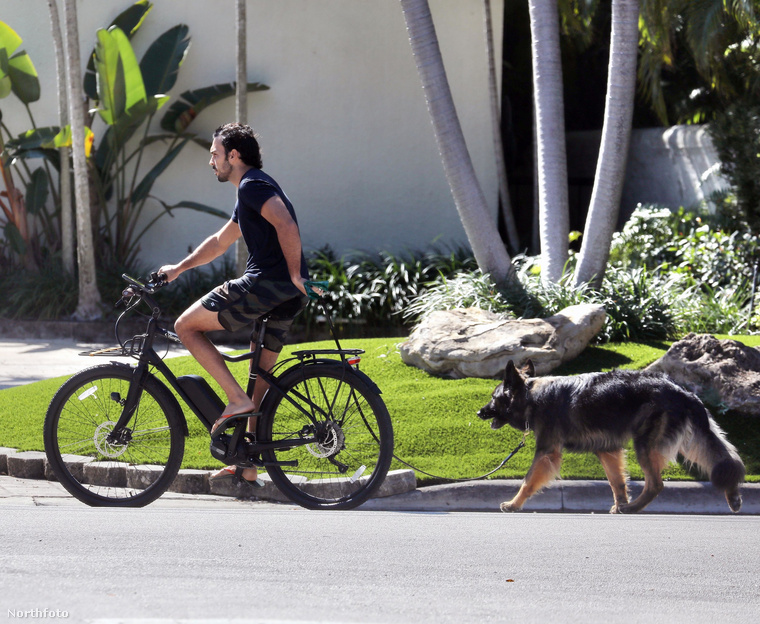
[391,429,530,483]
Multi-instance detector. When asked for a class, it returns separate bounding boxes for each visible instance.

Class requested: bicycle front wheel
[259,365,393,510]
[44,363,185,507]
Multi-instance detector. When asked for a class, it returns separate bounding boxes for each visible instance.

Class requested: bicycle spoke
[44,364,184,507]
[261,366,393,509]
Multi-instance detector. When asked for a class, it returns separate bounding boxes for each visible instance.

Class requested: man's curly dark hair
[213,122,263,168]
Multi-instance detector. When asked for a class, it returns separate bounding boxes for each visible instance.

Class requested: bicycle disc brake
[94,421,129,458]
[306,420,345,459]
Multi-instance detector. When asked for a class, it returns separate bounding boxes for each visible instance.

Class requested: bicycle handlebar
[122,272,166,292]
[304,280,330,301]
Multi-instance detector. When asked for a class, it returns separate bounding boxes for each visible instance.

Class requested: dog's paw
[613,503,635,514]
[726,491,742,513]
[500,501,520,513]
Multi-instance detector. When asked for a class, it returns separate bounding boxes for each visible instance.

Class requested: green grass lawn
[1,334,758,484]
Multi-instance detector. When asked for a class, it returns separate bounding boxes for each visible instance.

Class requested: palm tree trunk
[234,0,248,276]
[62,0,102,319]
[47,0,74,276]
[400,0,516,289]
[529,0,569,285]
[573,0,639,288]
[483,0,519,253]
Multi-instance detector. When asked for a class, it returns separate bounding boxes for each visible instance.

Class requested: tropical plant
[405,201,760,342]
[299,245,478,334]
[708,102,760,235]
[88,21,188,267]
[403,269,509,322]
[609,204,759,288]
[90,18,269,266]
[639,0,759,125]
[5,1,269,272]
[0,19,43,270]
[84,7,247,268]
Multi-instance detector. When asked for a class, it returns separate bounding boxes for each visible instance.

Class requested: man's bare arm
[159,219,241,282]
[260,195,308,295]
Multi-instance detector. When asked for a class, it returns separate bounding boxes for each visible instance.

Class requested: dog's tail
[680,404,745,513]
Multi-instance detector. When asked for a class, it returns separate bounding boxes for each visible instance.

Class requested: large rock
[646,333,760,416]
[398,304,606,378]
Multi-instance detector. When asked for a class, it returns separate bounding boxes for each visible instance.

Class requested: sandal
[210,410,258,437]
[209,465,264,488]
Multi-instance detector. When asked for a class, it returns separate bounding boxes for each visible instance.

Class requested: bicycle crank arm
[261,459,298,467]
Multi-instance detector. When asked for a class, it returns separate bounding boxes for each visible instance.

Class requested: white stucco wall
[1,0,502,269]
[624,125,728,214]
[567,125,728,225]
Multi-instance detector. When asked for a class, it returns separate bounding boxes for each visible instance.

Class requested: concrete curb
[0,446,416,503]
[3,445,760,512]
[358,478,760,514]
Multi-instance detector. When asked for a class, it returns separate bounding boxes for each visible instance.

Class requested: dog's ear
[523,359,536,378]
[503,360,524,388]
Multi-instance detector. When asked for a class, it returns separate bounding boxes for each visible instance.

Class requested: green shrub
[403,270,509,321]
[0,261,78,320]
[298,245,477,335]
[709,102,760,235]
[402,207,760,341]
[404,263,681,343]
[609,204,759,289]
[2,204,756,342]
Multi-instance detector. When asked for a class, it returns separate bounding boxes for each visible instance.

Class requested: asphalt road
[1,504,758,623]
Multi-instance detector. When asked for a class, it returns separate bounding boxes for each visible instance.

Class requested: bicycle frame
[45,273,393,510]
[105,277,372,469]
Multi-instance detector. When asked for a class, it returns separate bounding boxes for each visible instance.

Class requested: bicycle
[43,273,394,510]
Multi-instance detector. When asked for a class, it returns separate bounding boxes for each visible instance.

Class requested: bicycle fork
[106,359,153,446]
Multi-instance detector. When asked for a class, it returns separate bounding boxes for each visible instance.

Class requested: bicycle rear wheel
[44,363,185,507]
[259,365,393,510]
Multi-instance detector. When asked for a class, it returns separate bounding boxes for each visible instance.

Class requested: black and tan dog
[477,360,745,514]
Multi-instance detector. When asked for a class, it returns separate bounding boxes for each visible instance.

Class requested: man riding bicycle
[158,122,319,485]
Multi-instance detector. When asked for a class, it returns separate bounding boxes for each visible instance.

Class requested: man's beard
[213,167,230,183]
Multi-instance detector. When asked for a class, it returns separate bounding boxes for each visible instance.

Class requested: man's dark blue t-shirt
[232,168,308,281]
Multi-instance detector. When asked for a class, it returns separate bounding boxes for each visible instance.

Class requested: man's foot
[210,398,258,435]
[210,410,257,436]
[209,465,263,487]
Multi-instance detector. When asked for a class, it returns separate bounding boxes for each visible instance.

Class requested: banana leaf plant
[3,125,95,263]
[0,19,42,269]
[5,0,270,270]
[87,10,269,268]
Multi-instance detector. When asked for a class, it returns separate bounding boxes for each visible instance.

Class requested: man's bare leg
[232,346,279,481]
[174,300,254,417]
[209,344,279,482]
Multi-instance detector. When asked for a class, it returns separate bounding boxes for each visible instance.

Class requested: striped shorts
[200,274,308,352]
